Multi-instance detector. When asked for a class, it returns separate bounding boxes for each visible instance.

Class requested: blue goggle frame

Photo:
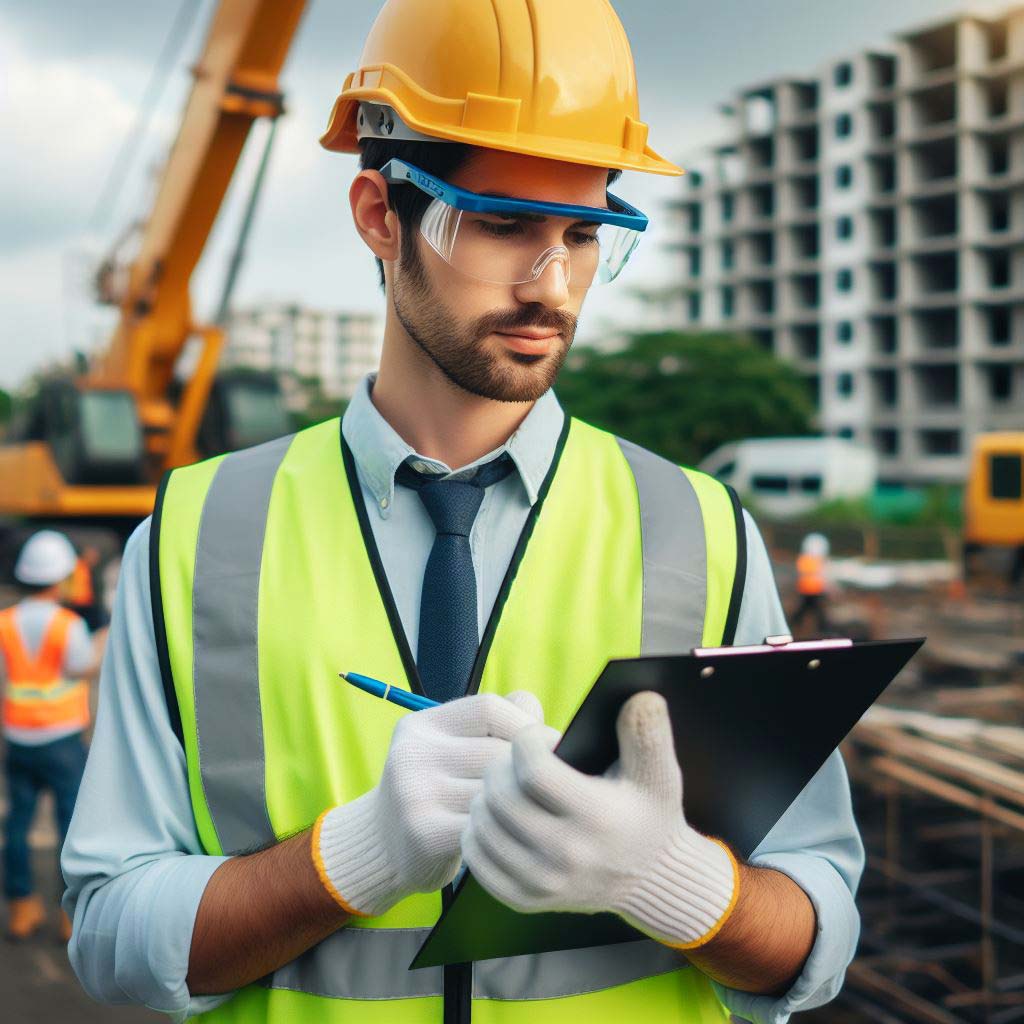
[380,159,649,232]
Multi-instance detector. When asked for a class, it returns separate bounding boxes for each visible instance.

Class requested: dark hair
[19,581,59,597]
[359,139,477,291]
[358,138,623,291]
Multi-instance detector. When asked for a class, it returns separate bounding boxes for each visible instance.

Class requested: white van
[697,437,877,518]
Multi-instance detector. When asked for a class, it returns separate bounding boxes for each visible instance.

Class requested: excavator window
[80,392,143,464]
[990,453,1022,500]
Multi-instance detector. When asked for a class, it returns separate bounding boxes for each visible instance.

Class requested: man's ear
[350,170,400,263]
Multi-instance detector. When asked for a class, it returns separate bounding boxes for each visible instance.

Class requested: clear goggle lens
[419,199,642,289]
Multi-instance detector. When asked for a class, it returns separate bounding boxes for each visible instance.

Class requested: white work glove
[461,691,740,949]
[313,690,543,918]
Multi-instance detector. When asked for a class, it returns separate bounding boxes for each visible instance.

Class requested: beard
[392,239,578,403]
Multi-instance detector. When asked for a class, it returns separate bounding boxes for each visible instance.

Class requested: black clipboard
[411,634,924,969]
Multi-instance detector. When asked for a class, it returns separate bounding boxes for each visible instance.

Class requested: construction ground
[1,541,1022,1023]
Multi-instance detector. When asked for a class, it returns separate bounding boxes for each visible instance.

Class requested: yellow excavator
[963,432,1024,585]
[0,0,307,569]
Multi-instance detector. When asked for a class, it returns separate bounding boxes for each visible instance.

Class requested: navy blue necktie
[395,455,515,702]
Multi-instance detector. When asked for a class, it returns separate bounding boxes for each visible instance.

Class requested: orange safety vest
[796,553,826,596]
[67,558,95,607]
[0,606,90,733]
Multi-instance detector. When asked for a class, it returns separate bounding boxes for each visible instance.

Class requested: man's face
[391,150,610,403]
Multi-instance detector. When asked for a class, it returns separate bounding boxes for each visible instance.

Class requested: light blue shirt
[62,376,863,1023]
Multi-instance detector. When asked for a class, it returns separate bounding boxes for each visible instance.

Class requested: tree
[290,376,348,431]
[555,331,815,467]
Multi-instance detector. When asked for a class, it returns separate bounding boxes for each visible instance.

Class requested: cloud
[0,0,209,62]
[0,20,139,251]
[0,240,118,388]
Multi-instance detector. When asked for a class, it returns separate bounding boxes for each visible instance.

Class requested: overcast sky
[0,0,1005,387]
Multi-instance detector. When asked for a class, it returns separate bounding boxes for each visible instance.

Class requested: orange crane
[0,0,307,535]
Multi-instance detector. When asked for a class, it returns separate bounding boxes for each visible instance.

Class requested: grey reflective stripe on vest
[475,939,688,1000]
[616,437,706,655]
[192,434,295,855]
[263,928,688,1000]
[261,929,443,999]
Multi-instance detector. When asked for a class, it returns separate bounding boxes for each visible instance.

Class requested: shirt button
[380,497,389,509]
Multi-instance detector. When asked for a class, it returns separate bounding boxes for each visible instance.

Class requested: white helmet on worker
[801,532,830,558]
[14,530,79,587]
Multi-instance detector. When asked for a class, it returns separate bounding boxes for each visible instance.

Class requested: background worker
[62,2,863,1022]
[791,532,833,637]
[1,530,94,942]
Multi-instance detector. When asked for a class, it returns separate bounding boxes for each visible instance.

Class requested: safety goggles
[380,159,648,288]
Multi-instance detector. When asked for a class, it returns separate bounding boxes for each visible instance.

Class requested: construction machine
[963,431,1024,585]
[0,0,308,575]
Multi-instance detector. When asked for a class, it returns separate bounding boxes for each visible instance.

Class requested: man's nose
[512,253,571,308]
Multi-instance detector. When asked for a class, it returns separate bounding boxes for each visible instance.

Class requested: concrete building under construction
[670,7,1024,487]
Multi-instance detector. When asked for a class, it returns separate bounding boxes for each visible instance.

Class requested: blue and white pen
[340,671,440,712]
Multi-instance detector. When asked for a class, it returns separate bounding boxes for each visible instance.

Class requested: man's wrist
[615,827,739,949]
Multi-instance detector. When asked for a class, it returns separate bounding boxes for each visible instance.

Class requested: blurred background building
[666,7,1024,487]
[222,304,381,411]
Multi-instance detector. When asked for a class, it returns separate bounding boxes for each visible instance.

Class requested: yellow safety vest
[152,414,747,1024]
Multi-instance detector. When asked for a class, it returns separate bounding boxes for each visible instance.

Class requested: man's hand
[462,690,817,994]
[315,690,543,918]
[461,690,738,947]
[188,689,543,996]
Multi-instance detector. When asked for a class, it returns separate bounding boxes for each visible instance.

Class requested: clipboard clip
[693,634,855,658]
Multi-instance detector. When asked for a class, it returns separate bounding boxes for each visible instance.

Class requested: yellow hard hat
[320,0,682,177]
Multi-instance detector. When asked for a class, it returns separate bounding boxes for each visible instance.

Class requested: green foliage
[292,398,348,432]
[0,389,11,424]
[555,331,815,466]
[803,496,873,524]
[807,484,963,529]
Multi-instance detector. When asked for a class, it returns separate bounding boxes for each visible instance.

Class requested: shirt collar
[341,372,565,515]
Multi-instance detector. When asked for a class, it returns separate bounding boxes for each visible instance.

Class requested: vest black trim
[465,412,571,698]
[150,470,185,749]
[340,427,427,698]
[721,483,747,647]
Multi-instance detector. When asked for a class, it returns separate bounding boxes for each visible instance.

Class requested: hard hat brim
[321,91,684,178]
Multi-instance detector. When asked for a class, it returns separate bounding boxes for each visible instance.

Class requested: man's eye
[476,220,523,238]
[569,231,600,247]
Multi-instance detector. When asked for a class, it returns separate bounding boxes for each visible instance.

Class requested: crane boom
[0,0,308,527]
[94,0,307,462]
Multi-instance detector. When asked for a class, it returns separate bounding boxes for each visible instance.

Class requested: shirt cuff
[711,852,860,1024]
[142,856,237,1021]
[68,853,235,1021]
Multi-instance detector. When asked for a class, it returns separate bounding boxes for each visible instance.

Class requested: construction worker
[62,2,863,1022]
[791,532,832,637]
[1,530,93,942]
